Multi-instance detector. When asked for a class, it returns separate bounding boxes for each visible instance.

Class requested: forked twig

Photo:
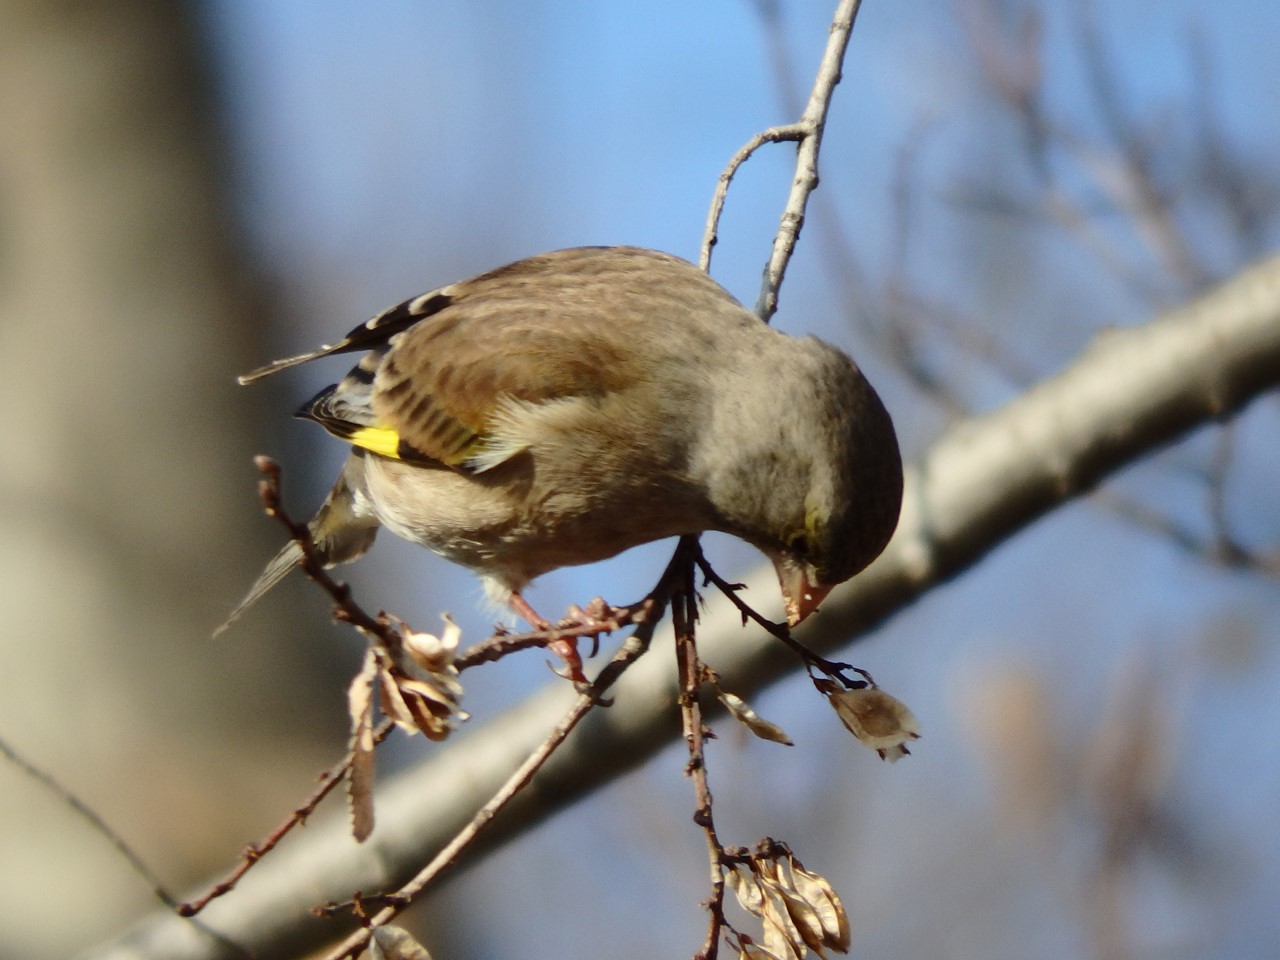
[701,123,806,273]
[701,0,865,324]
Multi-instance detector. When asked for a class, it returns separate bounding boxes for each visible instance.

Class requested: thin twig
[178,719,395,917]
[0,737,251,958]
[671,547,730,960]
[700,124,805,273]
[254,456,405,656]
[691,545,870,689]
[755,0,863,323]
[1094,488,1280,581]
[752,0,879,356]
[1205,425,1247,564]
[259,455,641,671]
[699,0,864,325]
[0,736,179,908]
[1071,0,1209,292]
[454,598,655,671]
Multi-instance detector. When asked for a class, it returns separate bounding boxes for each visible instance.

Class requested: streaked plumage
[224,246,903,635]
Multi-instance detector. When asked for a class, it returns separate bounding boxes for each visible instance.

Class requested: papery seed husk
[370,924,433,960]
[378,669,421,735]
[398,675,462,708]
[403,616,460,673]
[791,867,850,952]
[777,881,828,953]
[827,687,920,753]
[739,943,786,960]
[727,866,768,916]
[766,873,828,955]
[759,913,804,960]
[719,691,794,745]
[346,651,379,842]
[760,879,807,958]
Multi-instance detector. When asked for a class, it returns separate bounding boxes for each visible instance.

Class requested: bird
[223,246,903,675]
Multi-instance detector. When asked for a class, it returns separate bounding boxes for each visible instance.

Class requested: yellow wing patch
[348,424,404,460]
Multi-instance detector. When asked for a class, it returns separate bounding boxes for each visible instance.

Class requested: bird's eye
[787,531,811,559]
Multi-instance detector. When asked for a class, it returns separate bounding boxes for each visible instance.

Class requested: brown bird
[225,247,902,671]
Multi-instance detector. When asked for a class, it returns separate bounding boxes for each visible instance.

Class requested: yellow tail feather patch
[348,425,403,459]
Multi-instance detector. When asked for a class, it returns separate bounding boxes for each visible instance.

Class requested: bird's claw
[547,635,589,686]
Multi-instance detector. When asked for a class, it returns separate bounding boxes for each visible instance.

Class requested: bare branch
[701,124,806,273]
[0,738,249,958]
[0,737,178,912]
[701,0,864,324]
[754,0,862,322]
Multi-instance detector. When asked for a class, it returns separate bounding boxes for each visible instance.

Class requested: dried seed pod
[719,690,794,745]
[369,924,433,960]
[401,615,461,674]
[817,680,920,761]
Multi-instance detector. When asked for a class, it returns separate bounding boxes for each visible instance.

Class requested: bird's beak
[773,556,833,626]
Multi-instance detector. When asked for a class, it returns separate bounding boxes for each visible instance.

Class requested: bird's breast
[356,424,716,591]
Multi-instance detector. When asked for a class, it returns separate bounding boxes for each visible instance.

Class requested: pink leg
[510,592,586,685]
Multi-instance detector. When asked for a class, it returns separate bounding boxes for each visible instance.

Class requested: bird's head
[720,340,904,627]
[764,439,902,625]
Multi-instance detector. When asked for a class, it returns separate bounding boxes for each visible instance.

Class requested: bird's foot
[547,636,589,686]
[509,592,590,686]
[559,597,617,654]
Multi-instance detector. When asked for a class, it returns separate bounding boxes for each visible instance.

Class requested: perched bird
[224,247,902,665]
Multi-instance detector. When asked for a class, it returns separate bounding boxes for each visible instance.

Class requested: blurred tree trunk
[0,4,341,957]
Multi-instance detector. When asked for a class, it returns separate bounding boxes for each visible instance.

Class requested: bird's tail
[214,539,306,636]
[215,459,379,636]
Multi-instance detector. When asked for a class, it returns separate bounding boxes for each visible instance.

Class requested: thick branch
[80,254,1280,960]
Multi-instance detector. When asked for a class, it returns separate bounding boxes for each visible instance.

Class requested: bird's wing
[248,247,730,468]
[371,252,655,471]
